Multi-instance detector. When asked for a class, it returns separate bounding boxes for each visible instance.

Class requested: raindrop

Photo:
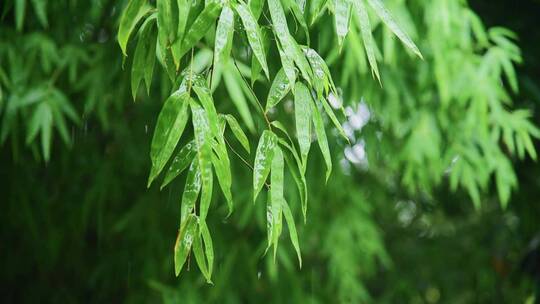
[257,271,262,279]
[145,124,148,134]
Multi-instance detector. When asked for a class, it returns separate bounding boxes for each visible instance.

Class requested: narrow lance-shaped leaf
[157,0,175,49]
[174,214,198,276]
[193,82,219,137]
[131,15,157,99]
[223,64,255,132]
[191,102,214,223]
[200,221,214,279]
[161,140,197,190]
[224,114,250,153]
[266,69,291,111]
[31,0,48,28]
[270,145,284,261]
[311,98,332,181]
[268,0,297,85]
[282,199,302,267]
[118,0,152,56]
[321,96,348,141]
[15,0,27,31]
[174,2,222,60]
[353,0,380,82]
[366,0,423,58]
[334,0,351,51]
[235,2,270,79]
[249,0,264,19]
[180,160,201,223]
[253,130,277,202]
[294,82,312,168]
[213,6,234,70]
[192,228,211,282]
[211,140,233,215]
[148,91,190,187]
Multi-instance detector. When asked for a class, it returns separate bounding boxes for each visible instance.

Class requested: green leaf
[31,0,47,28]
[224,114,250,153]
[191,102,214,223]
[320,96,348,141]
[311,98,332,181]
[294,82,312,166]
[193,81,219,137]
[353,0,380,82]
[161,140,197,190]
[268,0,297,85]
[148,91,190,187]
[282,199,302,267]
[200,221,214,278]
[174,2,222,60]
[174,214,198,276]
[180,160,202,222]
[334,0,351,51]
[118,0,152,56]
[253,130,277,202]
[211,148,233,215]
[176,0,189,42]
[15,0,26,31]
[223,64,255,132]
[266,69,291,111]
[235,2,270,79]
[249,0,265,19]
[192,228,210,281]
[270,145,284,260]
[366,0,422,58]
[131,15,157,99]
[213,6,235,70]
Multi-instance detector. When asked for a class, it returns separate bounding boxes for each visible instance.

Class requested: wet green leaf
[161,140,197,190]
[253,130,277,202]
[270,145,284,260]
[131,15,157,99]
[266,69,291,111]
[235,2,270,79]
[213,6,234,70]
[311,98,332,181]
[174,214,198,276]
[282,199,302,267]
[353,0,380,82]
[224,114,250,153]
[334,0,351,51]
[191,102,214,223]
[148,91,190,187]
[118,0,152,56]
[180,160,202,222]
[294,82,312,166]
[223,64,255,132]
[366,0,422,58]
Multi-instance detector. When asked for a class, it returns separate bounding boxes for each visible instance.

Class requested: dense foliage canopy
[1,0,540,303]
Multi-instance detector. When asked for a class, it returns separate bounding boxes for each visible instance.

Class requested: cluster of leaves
[329,0,539,209]
[0,1,130,161]
[117,0,423,281]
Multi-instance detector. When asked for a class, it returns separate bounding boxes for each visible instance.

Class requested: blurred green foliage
[1,0,539,303]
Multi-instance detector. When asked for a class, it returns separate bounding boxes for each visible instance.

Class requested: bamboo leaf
[334,0,351,51]
[366,0,422,58]
[161,140,197,190]
[15,0,26,31]
[224,114,250,153]
[148,91,190,187]
[311,98,332,181]
[174,214,198,276]
[118,0,152,56]
[191,102,214,223]
[294,82,312,166]
[173,2,222,61]
[353,0,380,82]
[270,145,284,260]
[282,199,302,267]
[214,6,234,70]
[131,15,157,99]
[200,221,214,278]
[266,69,291,111]
[180,160,202,222]
[253,130,277,202]
[223,64,255,132]
[235,2,270,79]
